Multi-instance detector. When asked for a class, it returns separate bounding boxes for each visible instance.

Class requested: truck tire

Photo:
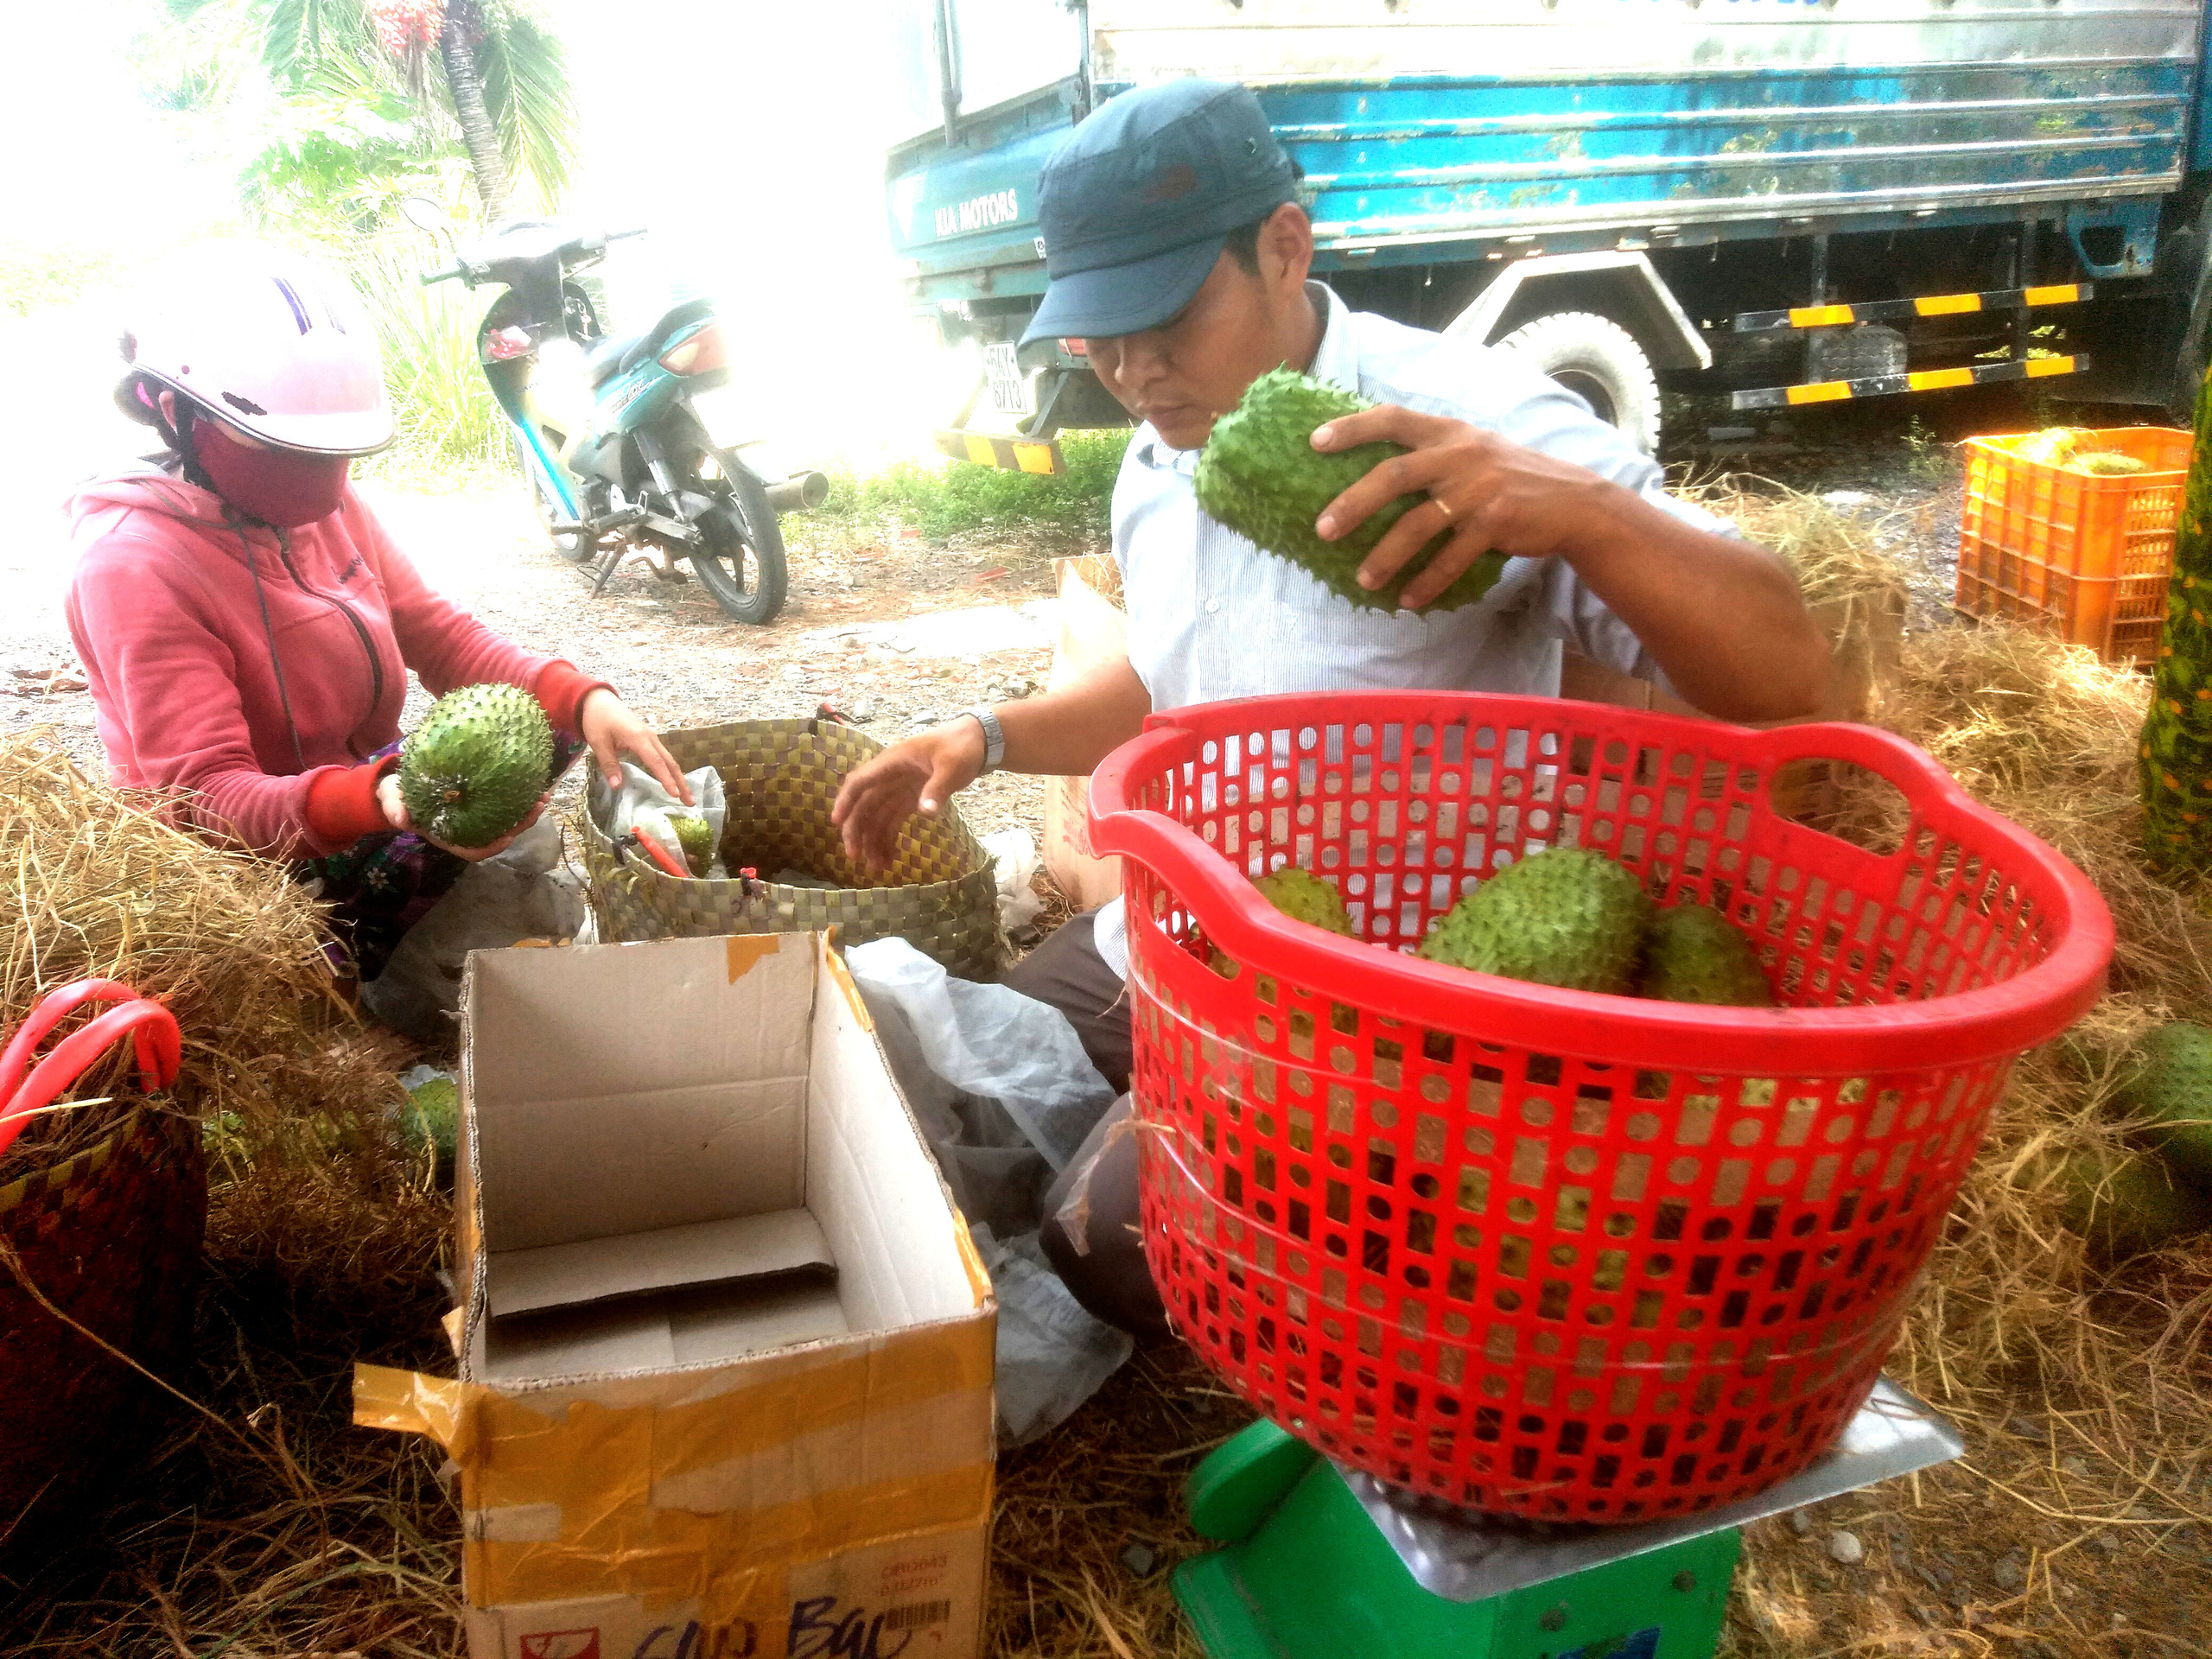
[1494,312,1662,454]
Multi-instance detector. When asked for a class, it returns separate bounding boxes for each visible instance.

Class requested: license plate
[983,342,1032,416]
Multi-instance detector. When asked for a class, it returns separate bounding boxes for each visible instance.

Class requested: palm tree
[168,0,578,219]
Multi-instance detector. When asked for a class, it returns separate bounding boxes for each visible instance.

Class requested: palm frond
[257,0,380,90]
[472,10,578,210]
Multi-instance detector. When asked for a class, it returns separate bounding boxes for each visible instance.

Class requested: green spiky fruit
[2111,1021,2212,1192]
[1639,903,1775,1007]
[1254,867,1356,937]
[671,814,714,875]
[2139,365,2212,875]
[1211,866,1355,975]
[1192,366,1507,613]
[1418,849,1651,994]
[397,683,554,849]
[2034,1146,2212,1261]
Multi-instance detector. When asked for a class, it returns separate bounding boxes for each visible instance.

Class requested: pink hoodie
[66,470,603,859]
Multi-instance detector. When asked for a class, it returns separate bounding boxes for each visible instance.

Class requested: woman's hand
[576,689,692,804]
[1310,404,1626,610]
[377,773,550,861]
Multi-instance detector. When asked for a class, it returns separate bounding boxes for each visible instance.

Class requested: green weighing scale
[1173,1378,1962,1659]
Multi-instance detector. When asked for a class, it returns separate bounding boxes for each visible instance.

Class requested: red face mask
[191,416,351,527]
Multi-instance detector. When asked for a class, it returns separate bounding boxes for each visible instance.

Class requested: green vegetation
[149,0,578,219]
[0,245,129,319]
[821,428,1129,542]
[344,234,507,473]
[2140,363,2212,874]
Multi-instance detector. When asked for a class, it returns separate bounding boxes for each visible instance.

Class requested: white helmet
[117,242,394,457]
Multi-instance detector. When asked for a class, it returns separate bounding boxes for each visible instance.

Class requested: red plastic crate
[1090,695,2110,1524]
[1955,425,2190,665]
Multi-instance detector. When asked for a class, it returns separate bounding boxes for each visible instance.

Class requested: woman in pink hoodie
[67,245,690,984]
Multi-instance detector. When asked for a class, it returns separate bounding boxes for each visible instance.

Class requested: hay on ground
[0,732,406,1178]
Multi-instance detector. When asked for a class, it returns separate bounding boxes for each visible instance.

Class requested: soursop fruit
[397,683,554,849]
[1193,366,1507,613]
[671,813,715,876]
[1211,866,1355,976]
[1418,849,1651,995]
[2111,1021,2212,1192]
[1639,903,1774,1007]
[2031,1145,2212,1261]
[1254,867,1356,937]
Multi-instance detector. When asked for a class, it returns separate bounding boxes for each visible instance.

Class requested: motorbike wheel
[516,434,594,563]
[690,468,788,625]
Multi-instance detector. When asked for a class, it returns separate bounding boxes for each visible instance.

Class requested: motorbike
[408,207,823,624]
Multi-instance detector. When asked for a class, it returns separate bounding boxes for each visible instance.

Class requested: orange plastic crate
[1954,426,2191,665]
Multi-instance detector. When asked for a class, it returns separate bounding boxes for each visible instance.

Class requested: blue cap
[1020,80,1297,347]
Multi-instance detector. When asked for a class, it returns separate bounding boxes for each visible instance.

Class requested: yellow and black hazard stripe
[1730,353,2089,411]
[932,429,1064,474]
[1733,283,2092,334]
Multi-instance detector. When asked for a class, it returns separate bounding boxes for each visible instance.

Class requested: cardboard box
[1041,554,1128,911]
[357,933,997,1659]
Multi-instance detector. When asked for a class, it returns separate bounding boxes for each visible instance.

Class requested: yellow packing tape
[468,1461,994,1615]
[355,1363,474,1459]
[357,1357,995,1620]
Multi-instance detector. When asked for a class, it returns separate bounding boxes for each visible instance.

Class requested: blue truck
[882,0,2212,461]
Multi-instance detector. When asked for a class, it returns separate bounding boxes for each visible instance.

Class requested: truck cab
[886,0,2212,461]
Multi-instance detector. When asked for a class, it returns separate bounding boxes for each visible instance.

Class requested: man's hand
[1313,403,1828,721]
[577,688,692,805]
[830,718,988,870]
[1311,404,1621,610]
[377,773,550,862]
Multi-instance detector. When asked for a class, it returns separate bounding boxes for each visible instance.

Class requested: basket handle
[1742,720,1967,810]
[0,981,181,1162]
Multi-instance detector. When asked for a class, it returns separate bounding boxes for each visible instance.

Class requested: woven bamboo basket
[0,1101,207,1546]
[581,716,1007,981]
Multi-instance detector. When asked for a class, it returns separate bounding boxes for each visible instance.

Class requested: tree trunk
[441,1,510,219]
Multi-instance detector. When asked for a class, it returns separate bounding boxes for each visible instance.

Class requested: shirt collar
[1132,281,1348,472]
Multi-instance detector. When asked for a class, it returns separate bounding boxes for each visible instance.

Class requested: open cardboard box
[358,932,997,1659]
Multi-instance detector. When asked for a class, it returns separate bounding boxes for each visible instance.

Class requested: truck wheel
[1494,312,1662,454]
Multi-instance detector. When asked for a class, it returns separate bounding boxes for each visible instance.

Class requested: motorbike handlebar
[607,227,647,242]
[419,263,471,287]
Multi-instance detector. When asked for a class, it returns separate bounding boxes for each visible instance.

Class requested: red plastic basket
[1089,694,2110,1524]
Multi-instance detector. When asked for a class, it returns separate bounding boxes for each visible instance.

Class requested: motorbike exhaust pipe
[764,471,830,513]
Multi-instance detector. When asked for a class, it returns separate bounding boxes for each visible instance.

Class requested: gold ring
[1433,496,1455,524]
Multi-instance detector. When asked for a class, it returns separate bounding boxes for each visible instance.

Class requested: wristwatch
[962,704,1006,774]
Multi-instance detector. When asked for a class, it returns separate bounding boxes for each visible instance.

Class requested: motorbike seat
[584,298,718,389]
[584,332,646,387]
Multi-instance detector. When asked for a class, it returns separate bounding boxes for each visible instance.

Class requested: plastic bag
[359,816,585,1042]
[844,936,1129,1443]
[596,762,727,878]
[980,827,1044,934]
[845,937,1109,1171]
[967,1223,1134,1448]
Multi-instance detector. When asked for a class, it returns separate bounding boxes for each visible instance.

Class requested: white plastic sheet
[844,936,1129,1444]
[980,827,1045,934]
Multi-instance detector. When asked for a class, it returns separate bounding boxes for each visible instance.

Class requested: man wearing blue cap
[833,79,1826,1338]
